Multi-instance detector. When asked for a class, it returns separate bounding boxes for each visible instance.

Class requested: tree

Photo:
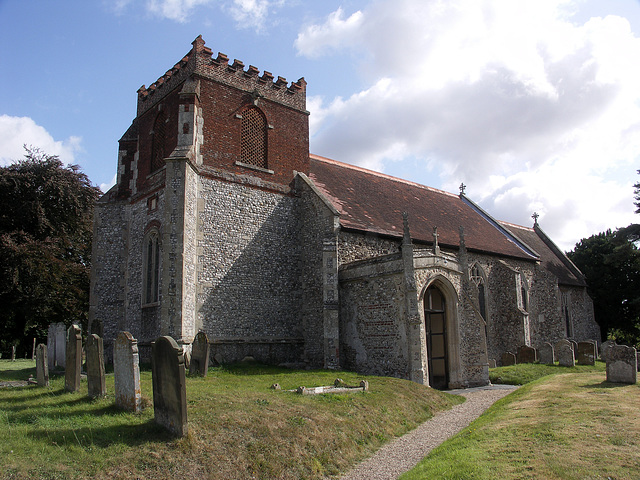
[0,147,101,357]
[568,228,640,347]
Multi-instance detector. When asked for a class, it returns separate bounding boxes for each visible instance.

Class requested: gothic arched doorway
[425,285,448,389]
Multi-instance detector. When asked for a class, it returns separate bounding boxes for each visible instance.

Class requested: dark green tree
[568,227,640,347]
[0,147,101,357]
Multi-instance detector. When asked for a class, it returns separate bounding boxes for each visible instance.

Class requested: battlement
[137,35,307,116]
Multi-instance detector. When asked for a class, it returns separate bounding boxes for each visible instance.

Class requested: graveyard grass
[0,359,462,479]
[402,363,640,480]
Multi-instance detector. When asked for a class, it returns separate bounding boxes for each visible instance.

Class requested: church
[89,36,600,389]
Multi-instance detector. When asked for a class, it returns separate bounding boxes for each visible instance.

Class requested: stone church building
[90,36,600,389]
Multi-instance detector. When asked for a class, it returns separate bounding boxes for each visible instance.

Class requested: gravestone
[606,345,637,384]
[86,334,106,398]
[637,352,640,373]
[488,358,497,368]
[152,336,188,437]
[569,340,578,359]
[517,345,537,364]
[501,352,516,366]
[64,325,82,392]
[600,340,616,361]
[189,331,210,377]
[36,344,49,387]
[11,345,16,361]
[555,339,575,367]
[47,323,57,370]
[538,342,554,365]
[577,341,596,366]
[55,322,67,368]
[114,331,141,412]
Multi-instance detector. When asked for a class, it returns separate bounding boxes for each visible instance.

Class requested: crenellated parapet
[137,35,307,116]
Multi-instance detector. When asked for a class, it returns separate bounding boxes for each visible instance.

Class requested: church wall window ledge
[234,161,274,175]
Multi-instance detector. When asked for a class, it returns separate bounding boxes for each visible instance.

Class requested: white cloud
[299,0,640,250]
[146,0,213,22]
[0,115,82,167]
[100,173,118,193]
[227,0,284,30]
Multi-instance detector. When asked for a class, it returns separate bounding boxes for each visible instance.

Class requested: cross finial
[532,212,539,225]
[459,183,466,195]
[433,226,440,255]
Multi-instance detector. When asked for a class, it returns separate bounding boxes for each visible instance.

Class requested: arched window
[151,111,167,173]
[518,274,529,312]
[240,106,267,169]
[143,230,160,305]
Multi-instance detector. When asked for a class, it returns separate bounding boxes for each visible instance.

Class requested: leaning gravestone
[64,325,82,392]
[577,341,596,366]
[114,331,141,412]
[501,352,516,366]
[189,331,210,377]
[517,345,537,364]
[556,339,575,367]
[86,334,106,398]
[606,345,637,384]
[538,342,554,365]
[36,344,49,387]
[152,336,188,437]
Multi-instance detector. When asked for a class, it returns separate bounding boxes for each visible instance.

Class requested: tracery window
[143,230,160,305]
[240,106,268,169]
[151,111,167,173]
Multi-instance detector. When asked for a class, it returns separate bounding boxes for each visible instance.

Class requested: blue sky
[1,0,639,251]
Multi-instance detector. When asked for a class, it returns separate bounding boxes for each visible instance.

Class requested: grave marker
[517,345,537,364]
[501,352,516,366]
[606,345,637,384]
[152,336,188,437]
[114,331,141,412]
[577,341,596,366]
[189,331,210,377]
[36,344,49,387]
[65,325,82,392]
[86,334,106,398]
[555,339,575,367]
[538,342,554,365]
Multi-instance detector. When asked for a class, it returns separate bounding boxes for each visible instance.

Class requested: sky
[1,0,639,252]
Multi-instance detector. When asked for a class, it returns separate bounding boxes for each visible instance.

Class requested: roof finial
[532,212,539,226]
[402,212,411,245]
[459,182,466,195]
[433,226,440,255]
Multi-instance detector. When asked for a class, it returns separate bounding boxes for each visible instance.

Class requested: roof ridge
[498,220,534,231]
[309,153,458,198]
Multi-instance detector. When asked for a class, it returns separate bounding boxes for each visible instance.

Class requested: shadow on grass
[580,381,636,389]
[0,365,36,381]
[25,418,171,448]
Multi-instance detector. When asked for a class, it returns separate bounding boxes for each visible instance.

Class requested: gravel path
[339,384,518,480]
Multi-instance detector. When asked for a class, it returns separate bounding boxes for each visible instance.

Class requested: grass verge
[0,359,463,479]
[490,361,605,385]
[401,370,640,480]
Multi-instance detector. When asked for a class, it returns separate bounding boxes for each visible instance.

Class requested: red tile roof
[308,154,537,261]
[500,221,586,287]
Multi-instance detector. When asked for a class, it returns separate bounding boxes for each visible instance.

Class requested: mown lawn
[0,359,463,480]
[403,364,640,480]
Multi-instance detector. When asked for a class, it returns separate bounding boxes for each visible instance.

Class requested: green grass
[0,359,463,479]
[490,361,605,385]
[402,368,640,480]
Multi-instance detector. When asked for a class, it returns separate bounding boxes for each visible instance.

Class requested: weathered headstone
[501,352,516,366]
[577,341,596,366]
[114,331,141,412]
[86,334,106,398]
[637,352,640,373]
[11,345,16,362]
[606,345,637,384]
[36,344,49,387]
[555,339,575,367]
[600,340,616,362]
[538,342,554,365]
[189,331,210,377]
[488,358,497,368]
[64,325,82,392]
[47,323,57,370]
[152,336,188,437]
[569,340,578,360]
[55,322,67,368]
[517,345,537,364]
